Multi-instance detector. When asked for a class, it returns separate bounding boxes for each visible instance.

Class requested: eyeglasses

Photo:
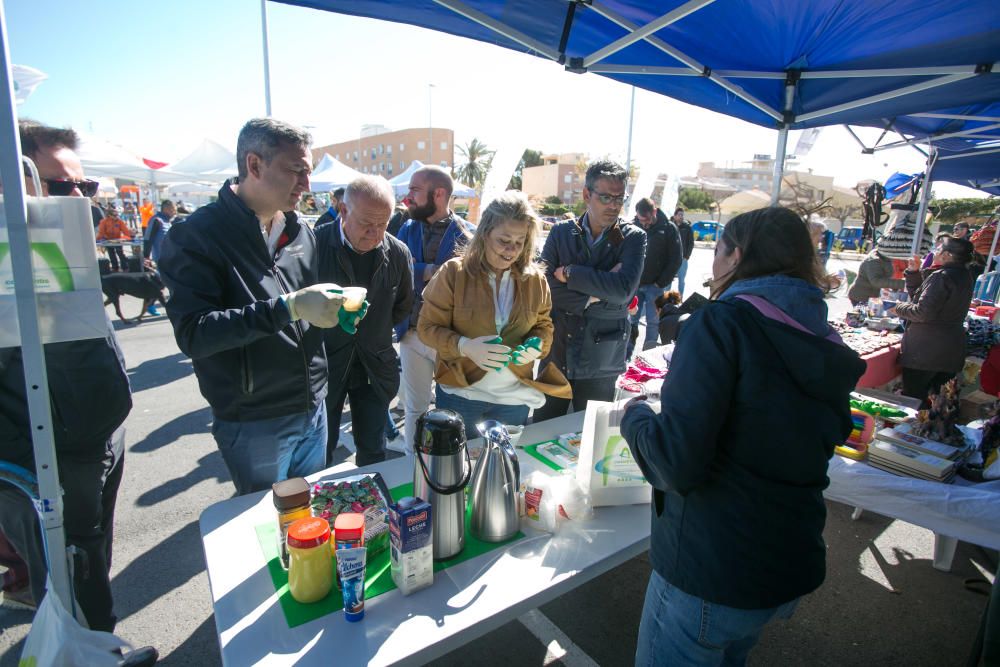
[43,178,100,197]
[590,191,625,206]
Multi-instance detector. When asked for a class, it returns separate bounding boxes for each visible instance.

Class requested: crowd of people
[0,116,984,664]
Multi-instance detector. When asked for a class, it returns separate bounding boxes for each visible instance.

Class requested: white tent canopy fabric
[166,139,237,183]
[76,132,188,184]
[389,159,477,198]
[309,153,366,191]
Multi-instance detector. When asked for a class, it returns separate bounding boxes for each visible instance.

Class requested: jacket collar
[576,213,625,247]
[218,179,301,235]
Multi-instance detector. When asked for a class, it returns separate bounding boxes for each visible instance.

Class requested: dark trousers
[901,368,954,408]
[327,378,389,467]
[532,376,616,423]
[0,439,123,631]
[107,246,128,272]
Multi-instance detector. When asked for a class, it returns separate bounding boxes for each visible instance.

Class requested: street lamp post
[428,83,435,166]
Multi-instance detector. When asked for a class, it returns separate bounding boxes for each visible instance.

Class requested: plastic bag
[19,576,131,667]
[519,470,593,533]
[576,400,652,507]
[0,160,107,347]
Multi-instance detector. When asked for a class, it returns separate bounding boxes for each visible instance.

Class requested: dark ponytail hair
[712,207,831,298]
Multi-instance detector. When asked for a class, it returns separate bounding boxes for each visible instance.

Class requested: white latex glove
[512,345,541,366]
[283,283,345,328]
[458,335,511,372]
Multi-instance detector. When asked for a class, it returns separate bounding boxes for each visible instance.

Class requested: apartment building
[522,153,586,205]
[696,153,803,193]
[312,125,455,178]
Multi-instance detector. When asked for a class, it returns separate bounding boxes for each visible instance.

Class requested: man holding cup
[315,175,414,466]
[159,118,345,495]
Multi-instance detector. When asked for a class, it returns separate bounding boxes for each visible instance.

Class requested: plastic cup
[341,287,367,312]
[506,424,524,447]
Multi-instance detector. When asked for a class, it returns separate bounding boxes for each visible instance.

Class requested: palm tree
[455,138,495,190]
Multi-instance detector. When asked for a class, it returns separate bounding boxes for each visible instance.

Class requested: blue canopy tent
[274,0,999,203]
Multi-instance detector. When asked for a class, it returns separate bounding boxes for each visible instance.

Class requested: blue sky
[5,0,984,197]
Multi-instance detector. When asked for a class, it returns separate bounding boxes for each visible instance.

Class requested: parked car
[691,220,723,242]
[836,226,865,250]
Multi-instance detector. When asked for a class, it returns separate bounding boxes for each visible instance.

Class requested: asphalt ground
[1,247,996,665]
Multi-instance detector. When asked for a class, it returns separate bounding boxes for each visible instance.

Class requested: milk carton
[388,497,434,595]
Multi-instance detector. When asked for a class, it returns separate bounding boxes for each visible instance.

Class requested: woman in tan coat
[418,192,571,437]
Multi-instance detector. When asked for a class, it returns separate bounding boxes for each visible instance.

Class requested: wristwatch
[563,265,572,281]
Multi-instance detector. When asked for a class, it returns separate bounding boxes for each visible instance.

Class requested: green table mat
[255,481,524,628]
[523,440,565,471]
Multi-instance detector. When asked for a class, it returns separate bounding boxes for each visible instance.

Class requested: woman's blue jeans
[434,386,530,439]
[635,570,799,667]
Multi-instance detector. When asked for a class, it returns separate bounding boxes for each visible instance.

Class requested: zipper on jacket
[273,266,313,413]
[240,348,254,395]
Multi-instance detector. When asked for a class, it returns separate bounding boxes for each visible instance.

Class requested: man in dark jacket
[159,118,346,495]
[533,160,646,421]
[396,166,473,452]
[315,176,414,466]
[0,121,132,634]
[627,197,682,356]
[673,207,694,294]
[315,187,344,228]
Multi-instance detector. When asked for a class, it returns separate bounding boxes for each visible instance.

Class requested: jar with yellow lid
[286,517,333,604]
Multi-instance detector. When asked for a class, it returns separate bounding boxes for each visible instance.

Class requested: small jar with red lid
[286,517,333,603]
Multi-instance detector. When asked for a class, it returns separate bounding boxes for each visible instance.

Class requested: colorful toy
[835,408,876,460]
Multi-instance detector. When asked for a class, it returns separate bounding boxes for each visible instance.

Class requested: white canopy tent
[309,153,366,191]
[389,159,478,198]
[166,138,237,183]
[76,131,187,184]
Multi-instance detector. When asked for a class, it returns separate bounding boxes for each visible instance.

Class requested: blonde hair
[461,191,541,280]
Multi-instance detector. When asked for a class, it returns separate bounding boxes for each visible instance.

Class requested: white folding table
[199,413,651,666]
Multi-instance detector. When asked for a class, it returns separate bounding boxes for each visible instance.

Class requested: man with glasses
[315,175,413,466]
[0,120,158,664]
[533,160,646,421]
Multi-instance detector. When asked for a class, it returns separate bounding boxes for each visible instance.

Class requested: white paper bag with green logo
[575,399,651,507]
[0,194,106,348]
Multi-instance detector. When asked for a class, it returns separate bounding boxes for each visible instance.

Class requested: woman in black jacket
[892,237,975,405]
[622,207,865,666]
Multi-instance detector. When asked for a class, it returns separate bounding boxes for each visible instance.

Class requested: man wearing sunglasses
[534,159,647,421]
[0,120,158,663]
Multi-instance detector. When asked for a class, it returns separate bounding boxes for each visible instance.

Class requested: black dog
[101,270,167,323]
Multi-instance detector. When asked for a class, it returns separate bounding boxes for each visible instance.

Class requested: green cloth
[256,481,524,628]
[523,440,565,471]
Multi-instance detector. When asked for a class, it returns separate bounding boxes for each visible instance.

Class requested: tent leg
[0,0,77,619]
[770,125,789,206]
[910,148,937,257]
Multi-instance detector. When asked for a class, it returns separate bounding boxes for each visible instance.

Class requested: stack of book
[867,425,969,483]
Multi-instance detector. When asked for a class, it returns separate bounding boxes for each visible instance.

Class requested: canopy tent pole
[581,0,717,68]
[625,86,635,179]
[770,73,798,206]
[584,3,782,122]
[911,147,938,257]
[260,0,272,116]
[770,127,789,205]
[872,122,1000,152]
[795,73,975,124]
[0,0,76,617]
